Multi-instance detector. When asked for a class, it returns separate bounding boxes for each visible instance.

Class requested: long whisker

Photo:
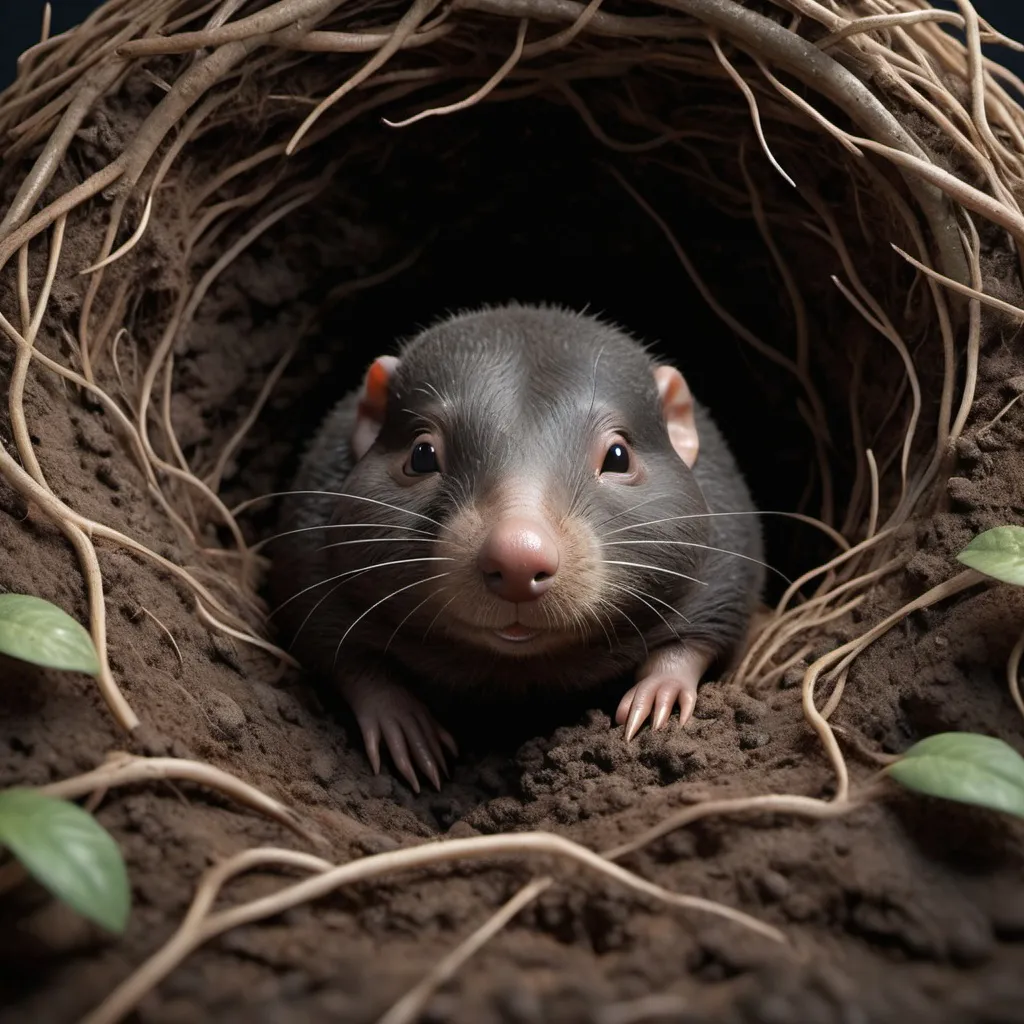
[563,346,607,518]
[289,575,347,651]
[603,539,790,583]
[423,591,460,640]
[595,609,616,653]
[269,557,455,618]
[316,537,437,552]
[559,595,611,649]
[416,381,446,404]
[605,599,648,657]
[563,603,580,642]
[234,489,445,529]
[593,494,673,531]
[255,521,435,551]
[604,509,847,542]
[605,510,760,536]
[334,573,451,666]
[587,346,604,422]
[568,604,588,644]
[290,555,443,651]
[610,582,683,642]
[606,580,691,626]
[401,406,440,425]
[385,585,448,654]
[602,560,707,587]
[578,606,597,646]
[540,597,556,634]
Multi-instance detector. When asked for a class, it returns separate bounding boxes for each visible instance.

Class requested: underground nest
[2,1,1024,1022]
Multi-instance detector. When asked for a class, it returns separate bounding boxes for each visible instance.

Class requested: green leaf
[887,732,1024,819]
[0,789,129,933]
[956,526,1024,587]
[0,594,100,675]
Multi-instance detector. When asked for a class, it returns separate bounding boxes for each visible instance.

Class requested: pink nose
[477,516,559,603]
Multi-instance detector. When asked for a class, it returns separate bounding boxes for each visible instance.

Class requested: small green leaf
[956,526,1024,587]
[0,594,100,675]
[0,789,129,933]
[887,732,1024,819]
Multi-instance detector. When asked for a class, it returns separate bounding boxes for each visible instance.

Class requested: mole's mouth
[444,616,573,656]
[493,624,540,643]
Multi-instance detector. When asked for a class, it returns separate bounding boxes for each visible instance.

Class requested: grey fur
[270,303,764,697]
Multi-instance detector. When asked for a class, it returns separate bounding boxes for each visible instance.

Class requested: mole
[270,303,764,792]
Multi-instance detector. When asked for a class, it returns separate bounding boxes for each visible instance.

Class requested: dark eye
[601,442,631,474]
[409,441,440,474]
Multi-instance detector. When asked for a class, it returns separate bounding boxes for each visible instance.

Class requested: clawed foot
[616,675,697,741]
[342,675,457,793]
[615,645,710,742]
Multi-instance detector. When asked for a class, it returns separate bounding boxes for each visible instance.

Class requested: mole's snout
[477,516,560,603]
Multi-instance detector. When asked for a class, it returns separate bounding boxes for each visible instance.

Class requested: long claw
[651,694,674,732]
[361,722,382,776]
[383,721,420,794]
[402,768,422,795]
[421,756,442,792]
[405,718,443,792]
[438,726,459,758]
[430,745,448,783]
[677,687,697,728]
[416,715,448,781]
[624,691,654,742]
[615,685,638,726]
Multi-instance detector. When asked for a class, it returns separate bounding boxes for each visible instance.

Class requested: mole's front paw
[615,675,697,741]
[341,676,457,793]
[615,644,710,742]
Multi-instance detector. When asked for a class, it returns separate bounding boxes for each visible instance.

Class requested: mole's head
[339,304,710,660]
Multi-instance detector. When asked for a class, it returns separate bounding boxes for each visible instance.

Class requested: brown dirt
[2,92,1024,1024]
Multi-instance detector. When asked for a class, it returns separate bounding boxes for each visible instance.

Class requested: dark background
[1,0,1023,87]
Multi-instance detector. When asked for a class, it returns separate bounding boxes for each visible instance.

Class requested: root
[708,30,796,189]
[738,146,833,525]
[1008,629,1024,724]
[84,832,784,1024]
[0,220,136,730]
[137,606,184,669]
[285,0,442,153]
[38,753,323,845]
[892,243,1024,322]
[383,19,528,127]
[376,877,553,1024]
[79,195,154,276]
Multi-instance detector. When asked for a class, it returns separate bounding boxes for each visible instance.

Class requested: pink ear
[653,365,699,468]
[352,355,400,460]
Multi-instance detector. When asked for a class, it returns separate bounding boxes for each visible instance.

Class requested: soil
[2,87,1024,1024]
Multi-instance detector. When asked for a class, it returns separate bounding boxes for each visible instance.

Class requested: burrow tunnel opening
[166,85,931,747]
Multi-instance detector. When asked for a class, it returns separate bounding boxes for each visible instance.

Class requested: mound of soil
[2,82,1024,1024]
